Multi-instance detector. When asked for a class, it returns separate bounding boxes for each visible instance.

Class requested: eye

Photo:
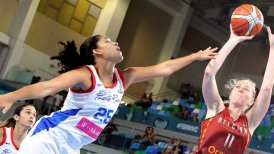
[106,38,111,43]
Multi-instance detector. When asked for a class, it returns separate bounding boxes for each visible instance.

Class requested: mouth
[29,120,34,124]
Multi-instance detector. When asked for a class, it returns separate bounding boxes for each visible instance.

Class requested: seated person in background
[171,139,183,154]
[175,105,184,119]
[135,126,156,146]
[102,118,118,134]
[162,137,176,154]
[137,93,153,110]
[192,113,199,123]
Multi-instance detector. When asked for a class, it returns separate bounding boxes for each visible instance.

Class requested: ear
[248,101,254,107]
[13,114,19,121]
[93,48,103,57]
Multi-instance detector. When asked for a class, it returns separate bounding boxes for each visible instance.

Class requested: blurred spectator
[175,105,184,119]
[180,83,191,99]
[162,137,176,154]
[135,126,156,146]
[182,108,189,121]
[31,76,41,84]
[176,105,189,121]
[102,118,118,134]
[41,92,65,115]
[137,93,153,110]
[192,113,199,123]
[172,139,183,154]
[162,99,169,103]
[147,93,153,103]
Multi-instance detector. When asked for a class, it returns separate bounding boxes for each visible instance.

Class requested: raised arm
[0,67,91,113]
[122,47,218,89]
[203,26,253,118]
[247,26,274,134]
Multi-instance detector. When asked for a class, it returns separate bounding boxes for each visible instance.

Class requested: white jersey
[0,127,19,154]
[19,65,125,154]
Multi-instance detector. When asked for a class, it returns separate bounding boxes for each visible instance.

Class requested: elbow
[161,68,174,77]
[204,68,215,79]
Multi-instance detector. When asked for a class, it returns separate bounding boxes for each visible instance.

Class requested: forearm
[205,39,238,76]
[261,47,274,89]
[5,82,51,102]
[160,53,200,75]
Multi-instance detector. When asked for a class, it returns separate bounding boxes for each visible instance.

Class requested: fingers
[2,105,10,114]
[243,35,254,40]
[266,26,272,36]
[204,47,218,51]
[209,47,218,52]
[205,46,212,50]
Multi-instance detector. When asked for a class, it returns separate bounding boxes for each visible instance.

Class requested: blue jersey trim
[31,108,81,136]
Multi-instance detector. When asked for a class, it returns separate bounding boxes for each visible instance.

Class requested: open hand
[0,95,13,114]
[195,47,219,61]
[229,24,254,43]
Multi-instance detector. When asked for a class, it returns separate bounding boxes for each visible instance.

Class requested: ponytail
[51,35,101,73]
[0,117,15,128]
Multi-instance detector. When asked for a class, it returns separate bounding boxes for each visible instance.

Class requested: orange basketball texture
[231,4,264,36]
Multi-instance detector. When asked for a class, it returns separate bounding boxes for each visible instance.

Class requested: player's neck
[13,125,28,147]
[228,105,244,121]
[95,63,115,86]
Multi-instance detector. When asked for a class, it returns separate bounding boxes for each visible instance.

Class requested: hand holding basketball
[230,24,254,43]
[231,4,264,36]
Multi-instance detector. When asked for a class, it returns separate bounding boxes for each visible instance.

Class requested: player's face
[229,80,254,107]
[96,36,123,63]
[14,105,36,129]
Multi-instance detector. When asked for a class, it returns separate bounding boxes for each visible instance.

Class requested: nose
[238,88,244,93]
[30,114,35,119]
[114,42,118,45]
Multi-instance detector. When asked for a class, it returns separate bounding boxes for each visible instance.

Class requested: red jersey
[195,108,251,154]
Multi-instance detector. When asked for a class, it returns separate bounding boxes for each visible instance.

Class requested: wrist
[190,52,199,60]
[6,92,17,102]
[227,38,239,45]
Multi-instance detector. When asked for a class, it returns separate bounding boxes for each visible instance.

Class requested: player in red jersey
[195,25,274,154]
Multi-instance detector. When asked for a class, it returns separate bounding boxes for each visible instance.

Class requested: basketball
[231,4,264,36]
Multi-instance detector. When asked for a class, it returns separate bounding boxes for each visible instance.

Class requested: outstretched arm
[122,47,218,89]
[0,67,91,113]
[203,26,253,118]
[248,26,274,134]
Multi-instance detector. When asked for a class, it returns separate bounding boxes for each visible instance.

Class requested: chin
[117,56,123,63]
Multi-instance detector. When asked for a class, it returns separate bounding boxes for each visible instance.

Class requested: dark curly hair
[51,35,101,73]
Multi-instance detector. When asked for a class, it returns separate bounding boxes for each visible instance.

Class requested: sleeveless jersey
[19,65,125,153]
[195,108,251,154]
[0,127,19,154]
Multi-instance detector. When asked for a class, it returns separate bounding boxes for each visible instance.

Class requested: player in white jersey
[0,103,37,153]
[0,35,217,153]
